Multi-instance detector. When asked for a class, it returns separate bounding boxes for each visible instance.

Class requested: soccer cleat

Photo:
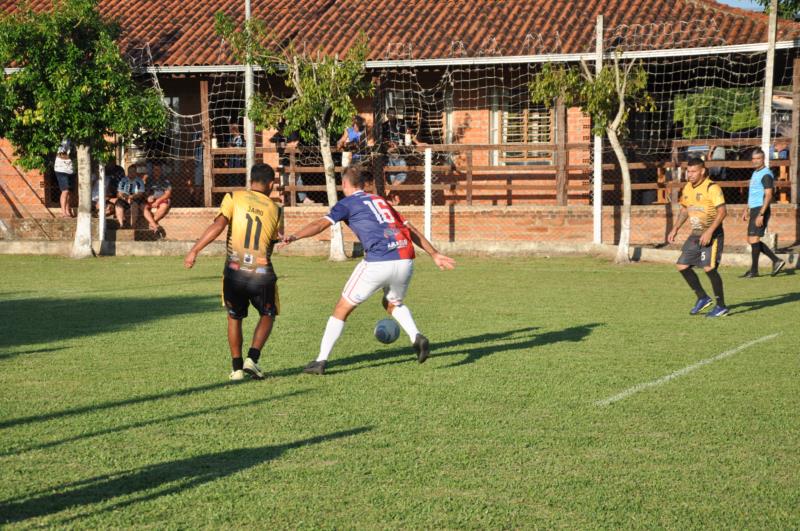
[705,305,730,318]
[243,357,265,380]
[740,270,758,278]
[303,360,326,375]
[229,369,246,381]
[413,333,430,363]
[689,296,714,316]
[771,260,786,277]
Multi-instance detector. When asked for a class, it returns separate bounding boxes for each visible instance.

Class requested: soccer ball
[374,318,400,344]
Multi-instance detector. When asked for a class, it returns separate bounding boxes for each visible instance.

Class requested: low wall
[5,204,799,249]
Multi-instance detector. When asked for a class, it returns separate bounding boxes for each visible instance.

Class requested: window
[492,88,553,166]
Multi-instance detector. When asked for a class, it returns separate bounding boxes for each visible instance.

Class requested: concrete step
[2,217,163,241]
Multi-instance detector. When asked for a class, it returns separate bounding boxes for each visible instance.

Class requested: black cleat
[740,270,758,278]
[303,360,326,375]
[771,260,786,277]
[413,334,430,363]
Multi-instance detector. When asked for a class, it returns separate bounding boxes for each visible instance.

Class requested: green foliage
[216,13,371,143]
[530,60,653,137]
[0,0,166,170]
[673,88,761,140]
[753,0,799,18]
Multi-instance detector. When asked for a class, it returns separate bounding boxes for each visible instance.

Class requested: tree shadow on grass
[0,294,220,351]
[0,389,312,457]
[728,291,800,315]
[0,427,371,525]
[0,378,252,430]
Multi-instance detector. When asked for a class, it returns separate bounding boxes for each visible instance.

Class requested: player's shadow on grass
[728,291,800,315]
[0,427,370,525]
[440,323,603,368]
[0,389,312,457]
[0,378,258,430]
[318,324,602,374]
[0,346,67,361]
[0,294,219,351]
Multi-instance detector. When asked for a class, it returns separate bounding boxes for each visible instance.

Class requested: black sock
[750,243,761,273]
[232,357,244,371]
[759,241,780,263]
[247,347,261,362]
[706,269,725,307]
[680,268,707,299]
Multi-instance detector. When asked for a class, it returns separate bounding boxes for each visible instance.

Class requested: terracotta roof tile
[2,0,800,66]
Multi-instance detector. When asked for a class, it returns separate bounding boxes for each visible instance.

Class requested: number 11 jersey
[325,191,415,262]
[218,190,283,273]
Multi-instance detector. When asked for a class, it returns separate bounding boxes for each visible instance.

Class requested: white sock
[317,316,345,362]
[391,305,420,343]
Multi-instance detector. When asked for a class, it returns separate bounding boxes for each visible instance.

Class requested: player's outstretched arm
[406,222,455,270]
[280,217,333,248]
[184,215,228,269]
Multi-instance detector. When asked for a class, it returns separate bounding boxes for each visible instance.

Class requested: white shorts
[341,259,414,306]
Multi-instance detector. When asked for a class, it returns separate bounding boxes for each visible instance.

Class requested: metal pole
[761,0,778,156]
[593,15,603,245]
[424,147,432,240]
[244,0,255,188]
[97,164,106,246]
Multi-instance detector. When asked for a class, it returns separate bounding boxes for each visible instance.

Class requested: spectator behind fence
[143,163,172,237]
[191,130,204,206]
[116,165,146,228]
[381,108,412,205]
[270,119,315,205]
[337,115,368,167]
[91,164,123,219]
[54,139,75,218]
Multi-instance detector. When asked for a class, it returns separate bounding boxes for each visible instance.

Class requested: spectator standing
[54,139,75,218]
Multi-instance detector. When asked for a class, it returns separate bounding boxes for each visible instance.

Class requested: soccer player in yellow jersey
[184,164,283,380]
[667,157,729,317]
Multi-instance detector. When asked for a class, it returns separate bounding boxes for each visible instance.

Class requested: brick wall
[0,139,50,219]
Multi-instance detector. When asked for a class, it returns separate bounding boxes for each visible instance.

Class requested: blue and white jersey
[325,191,415,262]
[747,167,774,208]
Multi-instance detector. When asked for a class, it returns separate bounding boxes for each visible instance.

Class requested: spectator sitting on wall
[143,162,172,237]
[116,165,147,229]
[91,164,124,218]
[337,115,369,167]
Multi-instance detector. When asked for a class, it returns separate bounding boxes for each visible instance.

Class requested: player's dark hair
[342,166,366,188]
[751,147,765,157]
[687,157,705,167]
[250,163,275,184]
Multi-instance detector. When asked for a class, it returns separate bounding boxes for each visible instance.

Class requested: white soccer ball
[374,318,400,344]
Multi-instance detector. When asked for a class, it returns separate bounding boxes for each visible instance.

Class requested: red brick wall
[0,139,50,219]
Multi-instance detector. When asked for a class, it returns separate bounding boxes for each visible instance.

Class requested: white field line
[596,333,781,407]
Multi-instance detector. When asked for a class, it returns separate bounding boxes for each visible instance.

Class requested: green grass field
[0,254,797,528]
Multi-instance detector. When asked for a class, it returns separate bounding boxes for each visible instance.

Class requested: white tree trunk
[70,144,93,259]
[317,125,346,261]
[607,128,631,264]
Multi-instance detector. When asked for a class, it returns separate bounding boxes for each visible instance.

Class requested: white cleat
[243,357,265,380]
[229,369,246,381]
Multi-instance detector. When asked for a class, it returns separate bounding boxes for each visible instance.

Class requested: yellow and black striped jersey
[218,190,282,272]
[680,178,725,235]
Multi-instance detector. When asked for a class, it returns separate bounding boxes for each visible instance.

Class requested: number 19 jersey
[218,190,283,273]
[325,191,415,262]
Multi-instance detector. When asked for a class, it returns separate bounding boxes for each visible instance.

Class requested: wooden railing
[204,139,796,207]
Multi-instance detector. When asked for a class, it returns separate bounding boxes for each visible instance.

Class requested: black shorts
[677,232,724,269]
[222,266,279,320]
[55,172,73,192]
[747,207,770,237]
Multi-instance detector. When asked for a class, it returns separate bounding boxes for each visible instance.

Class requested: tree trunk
[70,144,93,259]
[317,124,346,261]
[607,128,631,264]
